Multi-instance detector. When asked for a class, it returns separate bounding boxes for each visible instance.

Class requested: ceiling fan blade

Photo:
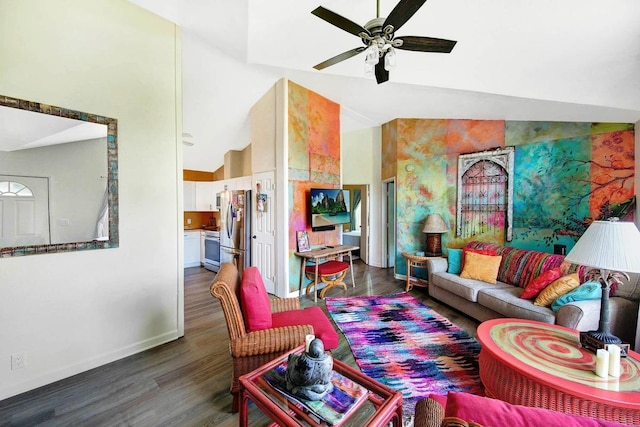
[374,61,389,84]
[395,36,457,53]
[313,47,366,70]
[312,6,370,37]
[383,0,428,33]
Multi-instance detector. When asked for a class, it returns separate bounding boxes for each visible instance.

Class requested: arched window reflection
[0,181,34,197]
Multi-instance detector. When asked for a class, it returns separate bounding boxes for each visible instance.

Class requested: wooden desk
[295,245,358,301]
[477,319,640,425]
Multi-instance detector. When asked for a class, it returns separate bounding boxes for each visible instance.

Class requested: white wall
[181,31,282,172]
[0,0,182,399]
[342,127,383,267]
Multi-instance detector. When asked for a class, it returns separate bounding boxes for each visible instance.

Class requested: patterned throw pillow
[460,251,502,284]
[534,273,580,307]
[520,267,563,299]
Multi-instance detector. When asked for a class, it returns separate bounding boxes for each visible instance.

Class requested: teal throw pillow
[551,281,601,312]
[447,248,463,274]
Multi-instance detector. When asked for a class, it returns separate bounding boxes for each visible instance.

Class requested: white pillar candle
[305,334,315,352]
[595,348,610,378]
[608,345,621,378]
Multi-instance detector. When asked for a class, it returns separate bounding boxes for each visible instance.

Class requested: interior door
[251,171,276,294]
[0,175,50,247]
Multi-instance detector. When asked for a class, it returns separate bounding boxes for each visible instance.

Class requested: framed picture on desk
[296,230,311,252]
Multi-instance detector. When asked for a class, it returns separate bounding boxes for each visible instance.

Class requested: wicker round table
[477,319,640,425]
[401,251,432,292]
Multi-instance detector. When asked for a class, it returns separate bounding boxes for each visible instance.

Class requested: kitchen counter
[183,227,219,231]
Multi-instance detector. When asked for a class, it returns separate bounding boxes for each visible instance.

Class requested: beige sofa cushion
[614,272,640,301]
[430,272,511,302]
[478,286,556,324]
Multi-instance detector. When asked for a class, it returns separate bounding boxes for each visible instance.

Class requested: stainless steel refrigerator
[219,189,251,275]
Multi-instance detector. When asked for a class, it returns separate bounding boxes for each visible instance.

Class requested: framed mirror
[0,94,118,257]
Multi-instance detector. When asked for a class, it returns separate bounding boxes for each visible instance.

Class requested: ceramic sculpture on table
[285,338,333,400]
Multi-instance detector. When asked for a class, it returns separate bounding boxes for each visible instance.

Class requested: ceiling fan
[311,0,457,84]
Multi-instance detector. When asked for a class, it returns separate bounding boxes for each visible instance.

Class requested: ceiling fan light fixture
[384,47,396,71]
[364,44,380,65]
[364,61,375,76]
[311,0,457,84]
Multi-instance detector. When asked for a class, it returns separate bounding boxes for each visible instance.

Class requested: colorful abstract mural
[287,81,341,292]
[386,119,635,277]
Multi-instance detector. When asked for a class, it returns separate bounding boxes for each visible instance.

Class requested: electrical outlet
[11,352,25,370]
[187,218,192,225]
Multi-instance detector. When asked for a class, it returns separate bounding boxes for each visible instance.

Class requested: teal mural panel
[511,137,591,252]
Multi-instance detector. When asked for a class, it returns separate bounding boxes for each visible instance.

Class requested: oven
[203,230,220,272]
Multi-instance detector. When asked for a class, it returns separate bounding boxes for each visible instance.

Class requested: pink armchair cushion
[240,266,272,332]
[445,391,626,427]
[272,306,339,350]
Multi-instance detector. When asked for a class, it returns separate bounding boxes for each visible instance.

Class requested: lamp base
[580,331,629,357]
[425,234,443,257]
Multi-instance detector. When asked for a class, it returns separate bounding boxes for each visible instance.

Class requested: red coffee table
[477,319,640,425]
[238,345,403,426]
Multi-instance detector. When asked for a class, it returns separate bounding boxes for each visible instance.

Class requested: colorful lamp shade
[564,218,640,351]
[422,214,449,256]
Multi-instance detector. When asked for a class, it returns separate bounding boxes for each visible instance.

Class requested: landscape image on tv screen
[310,188,350,228]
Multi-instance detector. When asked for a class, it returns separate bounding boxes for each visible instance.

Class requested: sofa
[426,241,640,344]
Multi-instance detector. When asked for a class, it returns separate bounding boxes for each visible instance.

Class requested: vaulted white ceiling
[129,0,640,172]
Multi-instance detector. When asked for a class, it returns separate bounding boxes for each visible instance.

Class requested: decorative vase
[285,338,333,400]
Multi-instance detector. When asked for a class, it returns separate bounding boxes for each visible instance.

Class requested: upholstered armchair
[210,262,338,412]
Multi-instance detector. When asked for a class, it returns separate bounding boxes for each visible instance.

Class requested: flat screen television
[310,188,350,230]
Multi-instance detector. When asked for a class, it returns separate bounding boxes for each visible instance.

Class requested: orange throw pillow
[534,273,580,307]
[462,247,498,270]
[521,268,562,299]
[460,252,502,284]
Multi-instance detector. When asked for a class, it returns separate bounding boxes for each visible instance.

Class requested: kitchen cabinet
[184,230,200,268]
[196,181,216,211]
[184,181,196,211]
[217,176,252,193]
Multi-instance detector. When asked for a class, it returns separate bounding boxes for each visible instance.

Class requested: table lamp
[423,214,449,256]
[564,218,640,355]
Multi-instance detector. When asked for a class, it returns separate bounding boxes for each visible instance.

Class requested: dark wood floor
[0,261,478,426]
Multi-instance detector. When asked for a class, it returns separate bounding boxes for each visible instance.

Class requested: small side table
[401,251,433,292]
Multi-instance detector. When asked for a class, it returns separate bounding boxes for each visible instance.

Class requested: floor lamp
[423,214,448,257]
[564,218,640,355]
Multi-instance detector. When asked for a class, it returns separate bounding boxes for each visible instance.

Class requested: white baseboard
[0,330,180,401]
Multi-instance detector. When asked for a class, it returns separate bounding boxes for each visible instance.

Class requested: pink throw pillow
[445,391,625,427]
[521,267,562,299]
[240,267,272,331]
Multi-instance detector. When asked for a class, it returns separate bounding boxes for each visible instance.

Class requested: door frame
[381,178,395,268]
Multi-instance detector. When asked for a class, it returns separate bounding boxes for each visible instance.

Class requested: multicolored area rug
[326,293,483,424]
